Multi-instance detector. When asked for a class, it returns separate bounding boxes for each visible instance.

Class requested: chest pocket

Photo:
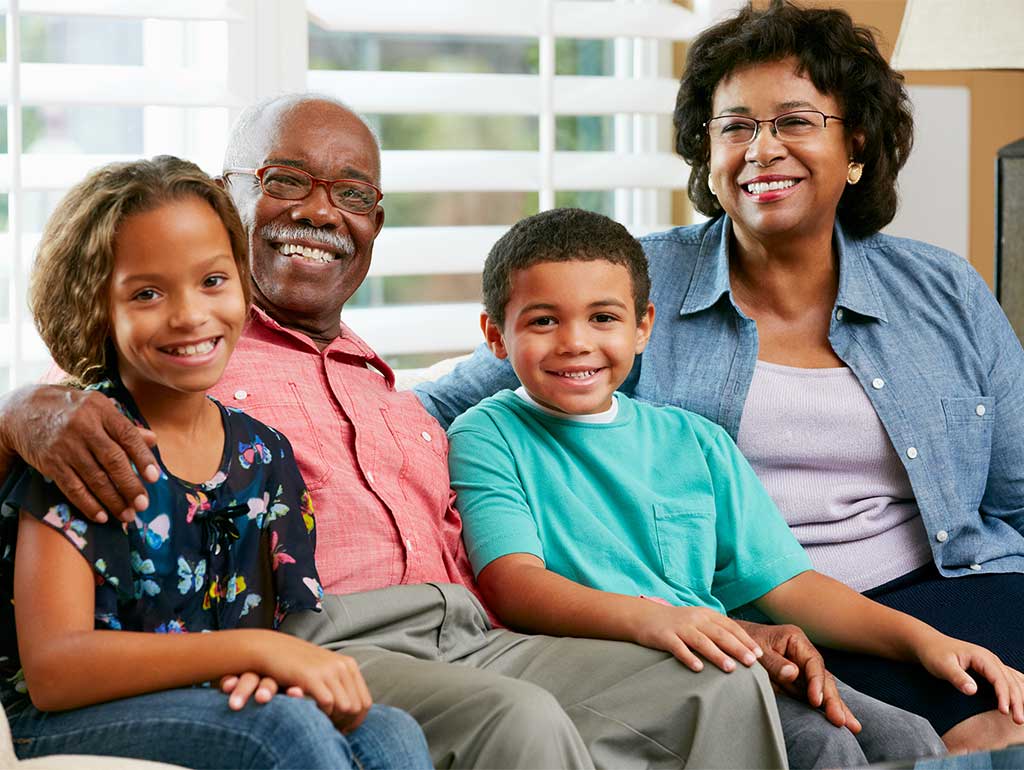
[231,383,332,492]
[379,395,449,508]
[653,503,716,591]
[941,396,994,514]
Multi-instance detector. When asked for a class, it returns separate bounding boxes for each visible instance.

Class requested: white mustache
[258,223,355,257]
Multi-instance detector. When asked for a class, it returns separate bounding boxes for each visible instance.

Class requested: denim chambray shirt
[416,215,1024,580]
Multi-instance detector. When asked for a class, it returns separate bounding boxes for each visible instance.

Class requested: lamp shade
[891,0,1024,71]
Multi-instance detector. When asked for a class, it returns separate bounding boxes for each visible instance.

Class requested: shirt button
[835,308,845,321]
[234,390,248,400]
[976,404,986,416]
[366,471,375,484]
[906,447,918,459]
[871,378,885,390]
[969,563,982,571]
[421,431,432,442]
[936,530,949,543]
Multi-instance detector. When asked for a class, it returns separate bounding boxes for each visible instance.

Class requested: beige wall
[671,0,1024,286]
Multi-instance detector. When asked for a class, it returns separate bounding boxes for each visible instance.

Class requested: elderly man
[0,93,851,769]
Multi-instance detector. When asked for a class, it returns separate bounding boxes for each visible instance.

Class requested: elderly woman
[418,0,1024,754]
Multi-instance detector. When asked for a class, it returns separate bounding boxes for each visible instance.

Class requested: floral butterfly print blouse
[0,378,323,714]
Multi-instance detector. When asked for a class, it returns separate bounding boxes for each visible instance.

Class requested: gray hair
[222,92,382,171]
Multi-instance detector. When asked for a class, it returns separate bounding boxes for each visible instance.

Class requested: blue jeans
[9,688,432,770]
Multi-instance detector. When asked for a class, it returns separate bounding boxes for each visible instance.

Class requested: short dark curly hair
[674,0,913,237]
[483,208,651,329]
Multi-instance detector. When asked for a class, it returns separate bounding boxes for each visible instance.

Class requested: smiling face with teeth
[108,196,247,403]
[226,99,385,348]
[708,58,856,248]
[483,259,654,415]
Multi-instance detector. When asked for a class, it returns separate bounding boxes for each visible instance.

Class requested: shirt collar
[679,216,732,316]
[678,216,888,323]
[248,305,397,388]
[832,222,888,322]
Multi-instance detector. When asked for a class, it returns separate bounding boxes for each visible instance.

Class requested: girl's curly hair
[29,156,250,385]
[674,0,913,237]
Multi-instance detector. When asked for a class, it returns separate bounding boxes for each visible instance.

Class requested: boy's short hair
[482,208,651,329]
[29,155,250,386]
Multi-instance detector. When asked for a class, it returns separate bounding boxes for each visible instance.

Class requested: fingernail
[692,661,704,672]
[119,508,135,522]
[743,654,756,666]
[143,465,160,483]
[724,658,736,671]
[134,493,150,511]
[94,510,108,523]
[754,646,764,658]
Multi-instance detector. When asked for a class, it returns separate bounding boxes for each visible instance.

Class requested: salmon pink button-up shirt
[211,308,476,597]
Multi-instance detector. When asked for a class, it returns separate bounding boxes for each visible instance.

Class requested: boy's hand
[634,604,763,673]
[0,385,158,523]
[735,620,861,733]
[220,672,304,710]
[916,634,1024,726]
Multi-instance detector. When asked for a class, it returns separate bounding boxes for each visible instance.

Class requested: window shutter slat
[308,70,679,116]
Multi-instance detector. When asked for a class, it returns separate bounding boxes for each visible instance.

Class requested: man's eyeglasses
[223,165,383,215]
[704,110,845,145]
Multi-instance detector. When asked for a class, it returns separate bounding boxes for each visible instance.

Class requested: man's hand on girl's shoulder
[0,384,159,523]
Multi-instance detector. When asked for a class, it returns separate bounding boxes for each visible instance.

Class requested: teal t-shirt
[448,390,812,613]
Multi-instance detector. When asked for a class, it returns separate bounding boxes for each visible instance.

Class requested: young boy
[447,208,1021,768]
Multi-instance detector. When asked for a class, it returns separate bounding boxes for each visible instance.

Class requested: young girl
[0,156,432,770]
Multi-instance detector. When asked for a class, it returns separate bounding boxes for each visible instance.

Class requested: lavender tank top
[736,361,932,592]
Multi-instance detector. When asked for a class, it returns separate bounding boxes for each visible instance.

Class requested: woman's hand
[632,603,763,673]
[249,634,373,732]
[916,633,1024,725]
[220,672,304,710]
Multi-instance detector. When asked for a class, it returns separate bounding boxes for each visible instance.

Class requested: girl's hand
[251,634,373,732]
[633,603,763,673]
[917,634,1024,725]
[220,672,303,710]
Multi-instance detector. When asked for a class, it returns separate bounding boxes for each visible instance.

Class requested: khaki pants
[283,583,787,770]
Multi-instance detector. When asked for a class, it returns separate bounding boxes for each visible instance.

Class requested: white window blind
[0,0,311,389]
[0,0,732,386]
[305,0,707,367]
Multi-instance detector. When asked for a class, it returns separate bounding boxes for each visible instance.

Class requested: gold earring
[847,161,864,185]
[708,176,717,196]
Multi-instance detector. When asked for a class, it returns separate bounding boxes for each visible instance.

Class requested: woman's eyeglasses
[704,110,845,145]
